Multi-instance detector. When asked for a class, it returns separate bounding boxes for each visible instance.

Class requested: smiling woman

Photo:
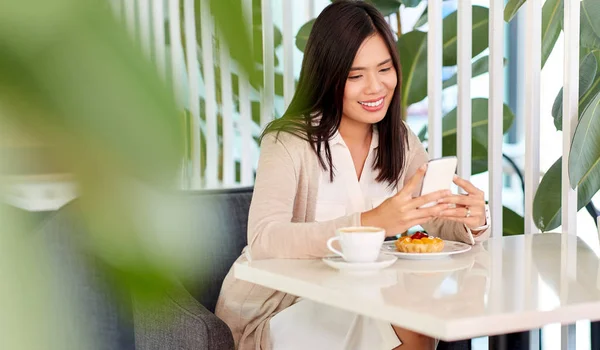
[215,1,490,349]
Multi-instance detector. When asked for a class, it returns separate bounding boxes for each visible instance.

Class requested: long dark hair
[261,0,408,188]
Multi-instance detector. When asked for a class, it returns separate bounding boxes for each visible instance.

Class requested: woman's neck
[338,118,372,149]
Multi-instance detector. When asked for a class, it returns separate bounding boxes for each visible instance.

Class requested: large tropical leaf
[418,98,515,148]
[295,19,314,52]
[581,3,600,50]
[583,0,600,39]
[541,0,563,68]
[442,6,490,67]
[365,0,402,16]
[569,90,600,192]
[419,99,515,174]
[533,157,590,231]
[534,91,600,231]
[442,55,508,89]
[551,52,599,131]
[397,30,428,106]
[504,0,526,22]
[400,0,422,8]
[209,0,256,84]
[414,7,428,28]
[503,206,525,236]
[442,136,489,174]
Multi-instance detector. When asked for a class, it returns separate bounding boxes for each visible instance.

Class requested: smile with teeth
[359,98,384,107]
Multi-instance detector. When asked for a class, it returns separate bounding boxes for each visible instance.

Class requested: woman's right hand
[361,164,453,237]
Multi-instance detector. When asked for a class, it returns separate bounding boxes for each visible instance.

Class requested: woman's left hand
[437,175,487,231]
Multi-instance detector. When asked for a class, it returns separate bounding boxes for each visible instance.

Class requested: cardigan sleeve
[246,133,361,260]
[402,126,490,245]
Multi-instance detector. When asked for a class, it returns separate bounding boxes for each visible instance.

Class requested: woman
[216,1,490,349]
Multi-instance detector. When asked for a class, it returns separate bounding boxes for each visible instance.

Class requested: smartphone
[418,156,458,208]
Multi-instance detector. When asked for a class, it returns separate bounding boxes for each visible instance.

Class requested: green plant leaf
[551,52,599,131]
[442,56,508,90]
[420,98,515,174]
[414,7,428,28]
[442,135,489,174]
[541,0,563,68]
[503,206,525,236]
[295,19,314,52]
[442,6,490,67]
[253,24,281,66]
[504,0,526,22]
[569,90,600,194]
[209,0,257,84]
[365,0,402,16]
[397,30,428,106]
[581,3,600,50]
[442,98,515,148]
[419,98,515,148]
[583,0,600,39]
[533,157,591,231]
[400,0,422,8]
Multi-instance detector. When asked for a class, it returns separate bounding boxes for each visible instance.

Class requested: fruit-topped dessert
[394,231,444,253]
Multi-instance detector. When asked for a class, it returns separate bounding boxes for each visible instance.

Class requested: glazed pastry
[395,231,444,253]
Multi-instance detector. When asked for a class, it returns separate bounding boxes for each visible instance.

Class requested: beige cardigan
[215,125,485,350]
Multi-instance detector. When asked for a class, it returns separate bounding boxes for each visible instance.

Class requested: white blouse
[315,128,392,223]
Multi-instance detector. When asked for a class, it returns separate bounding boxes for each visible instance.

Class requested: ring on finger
[465,207,471,218]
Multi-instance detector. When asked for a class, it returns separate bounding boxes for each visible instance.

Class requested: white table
[234,233,600,341]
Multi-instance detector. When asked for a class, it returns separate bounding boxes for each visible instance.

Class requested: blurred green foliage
[0,0,254,348]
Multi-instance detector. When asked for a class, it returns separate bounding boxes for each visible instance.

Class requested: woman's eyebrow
[349,58,393,72]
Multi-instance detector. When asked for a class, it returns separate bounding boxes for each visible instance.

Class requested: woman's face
[342,34,397,127]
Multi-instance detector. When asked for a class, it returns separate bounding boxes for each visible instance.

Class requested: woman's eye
[380,67,392,73]
[348,75,362,80]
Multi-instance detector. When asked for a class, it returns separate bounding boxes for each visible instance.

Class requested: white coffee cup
[326,226,385,263]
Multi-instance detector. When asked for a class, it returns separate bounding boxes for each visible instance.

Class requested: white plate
[381,240,472,260]
[322,254,397,273]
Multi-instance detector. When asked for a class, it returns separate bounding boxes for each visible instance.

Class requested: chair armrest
[134,283,234,350]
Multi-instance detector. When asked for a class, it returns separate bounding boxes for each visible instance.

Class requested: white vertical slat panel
[198,0,218,187]
[240,0,254,185]
[427,0,443,159]
[261,0,275,127]
[488,0,504,238]
[560,233,578,349]
[219,37,235,186]
[524,0,541,234]
[282,0,295,108]
[562,0,580,236]
[168,0,186,187]
[184,0,202,189]
[169,0,184,107]
[457,0,472,180]
[124,0,137,39]
[137,0,152,57]
[305,0,315,20]
[152,0,167,80]
[561,1,580,347]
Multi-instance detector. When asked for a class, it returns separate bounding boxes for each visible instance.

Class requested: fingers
[453,175,484,197]
[438,206,482,218]
[402,203,452,221]
[405,190,451,210]
[399,164,427,197]
[437,194,485,207]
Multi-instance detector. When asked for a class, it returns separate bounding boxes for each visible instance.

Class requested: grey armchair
[35,186,254,350]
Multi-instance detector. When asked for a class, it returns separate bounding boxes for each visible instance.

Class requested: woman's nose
[365,74,384,94]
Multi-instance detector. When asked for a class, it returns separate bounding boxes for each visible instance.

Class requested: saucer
[381,240,472,260]
[322,254,397,273]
